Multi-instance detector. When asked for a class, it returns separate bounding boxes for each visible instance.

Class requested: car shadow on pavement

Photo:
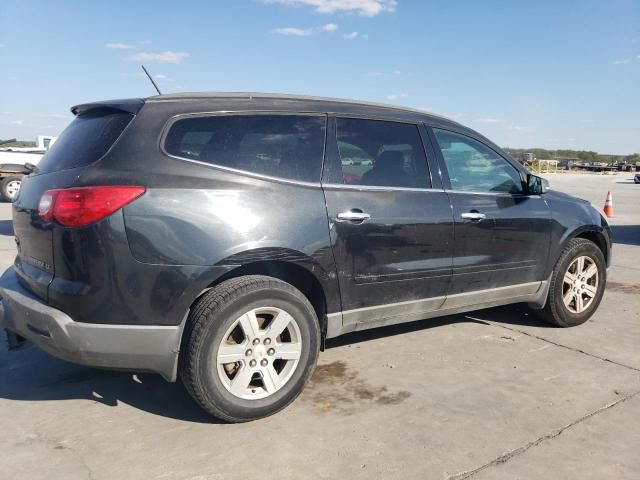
[610,225,640,246]
[0,220,14,236]
[0,305,549,423]
[0,348,222,424]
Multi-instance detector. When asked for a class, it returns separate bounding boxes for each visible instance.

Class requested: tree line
[505,147,640,164]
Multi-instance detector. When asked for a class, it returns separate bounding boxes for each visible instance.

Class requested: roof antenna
[141,64,162,95]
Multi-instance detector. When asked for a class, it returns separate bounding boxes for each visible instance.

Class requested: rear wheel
[1,176,22,202]
[180,275,320,422]
[535,238,606,327]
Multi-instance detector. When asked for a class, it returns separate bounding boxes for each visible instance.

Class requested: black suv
[0,93,611,422]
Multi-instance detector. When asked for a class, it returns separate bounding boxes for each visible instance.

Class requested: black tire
[1,176,22,202]
[535,238,606,327]
[180,275,320,422]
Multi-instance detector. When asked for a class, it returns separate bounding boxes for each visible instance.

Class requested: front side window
[433,129,523,194]
[335,118,430,188]
[164,114,326,183]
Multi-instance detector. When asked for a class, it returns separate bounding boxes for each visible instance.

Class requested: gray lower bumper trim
[0,268,180,381]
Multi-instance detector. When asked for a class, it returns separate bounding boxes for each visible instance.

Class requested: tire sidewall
[550,241,606,326]
[1,176,22,203]
[194,285,319,421]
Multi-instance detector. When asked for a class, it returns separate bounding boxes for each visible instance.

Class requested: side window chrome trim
[444,189,542,197]
[323,183,444,193]
[162,154,323,189]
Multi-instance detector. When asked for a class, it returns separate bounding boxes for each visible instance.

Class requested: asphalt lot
[0,172,638,480]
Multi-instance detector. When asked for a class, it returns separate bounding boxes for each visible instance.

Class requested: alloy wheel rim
[6,180,21,199]
[562,255,599,314]
[216,307,302,400]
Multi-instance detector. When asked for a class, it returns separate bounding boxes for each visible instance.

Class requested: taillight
[38,186,145,227]
[37,190,59,222]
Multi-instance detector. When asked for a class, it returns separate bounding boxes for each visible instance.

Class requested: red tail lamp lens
[38,186,145,227]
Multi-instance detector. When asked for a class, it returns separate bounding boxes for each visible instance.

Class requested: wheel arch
[551,225,611,276]
[181,251,341,348]
[574,229,610,265]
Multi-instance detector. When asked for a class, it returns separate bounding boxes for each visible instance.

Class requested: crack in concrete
[17,431,97,480]
[447,390,640,480]
[488,322,640,374]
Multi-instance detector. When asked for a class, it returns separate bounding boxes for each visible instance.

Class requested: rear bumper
[0,267,181,381]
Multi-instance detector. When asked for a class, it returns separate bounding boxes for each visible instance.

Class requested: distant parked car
[634,172,640,183]
[0,92,612,422]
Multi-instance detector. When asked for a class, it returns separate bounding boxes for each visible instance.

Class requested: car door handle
[460,212,486,221]
[337,210,371,222]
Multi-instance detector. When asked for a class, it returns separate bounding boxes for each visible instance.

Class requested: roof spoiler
[71,98,145,116]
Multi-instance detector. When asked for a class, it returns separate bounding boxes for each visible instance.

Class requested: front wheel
[535,238,606,327]
[180,275,320,422]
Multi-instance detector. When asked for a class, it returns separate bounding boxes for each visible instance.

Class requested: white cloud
[9,120,23,125]
[387,93,408,100]
[274,27,313,36]
[128,51,189,64]
[612,59,630,65]
[105,42,136,49]
[477,117,501,123]
[343,32,359,40]
[507,125,525,132]
[43,113,69,119]
[264,0,396,16]
[320,23,338,31]
[153,74,171,80]
[274,23,338,36]
[0,43,5,48]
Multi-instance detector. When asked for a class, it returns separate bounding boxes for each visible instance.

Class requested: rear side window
[37,109,133,174]
[164,115,326,183]
[335,118,430,188]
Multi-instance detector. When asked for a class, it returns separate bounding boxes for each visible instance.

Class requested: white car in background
[0,135,56,202]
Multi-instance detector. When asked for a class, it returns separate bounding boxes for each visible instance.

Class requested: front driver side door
[429,127,552,296]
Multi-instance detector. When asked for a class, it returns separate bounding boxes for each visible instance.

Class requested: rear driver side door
[322,116,454,332]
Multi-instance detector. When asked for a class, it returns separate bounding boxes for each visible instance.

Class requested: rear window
[164,114,326,183]
[37,109,133,174]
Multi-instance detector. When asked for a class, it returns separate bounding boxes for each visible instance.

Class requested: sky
[0,0,639,154]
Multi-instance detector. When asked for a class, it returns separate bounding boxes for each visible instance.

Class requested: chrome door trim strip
[325,281,545,339]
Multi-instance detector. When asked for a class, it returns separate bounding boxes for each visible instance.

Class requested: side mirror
[526,174,549,195]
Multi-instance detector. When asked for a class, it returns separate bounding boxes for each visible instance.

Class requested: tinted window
[164,115,326,183]
[433,129,523,194]
[335,118,429,188]
[37,110,133,174]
